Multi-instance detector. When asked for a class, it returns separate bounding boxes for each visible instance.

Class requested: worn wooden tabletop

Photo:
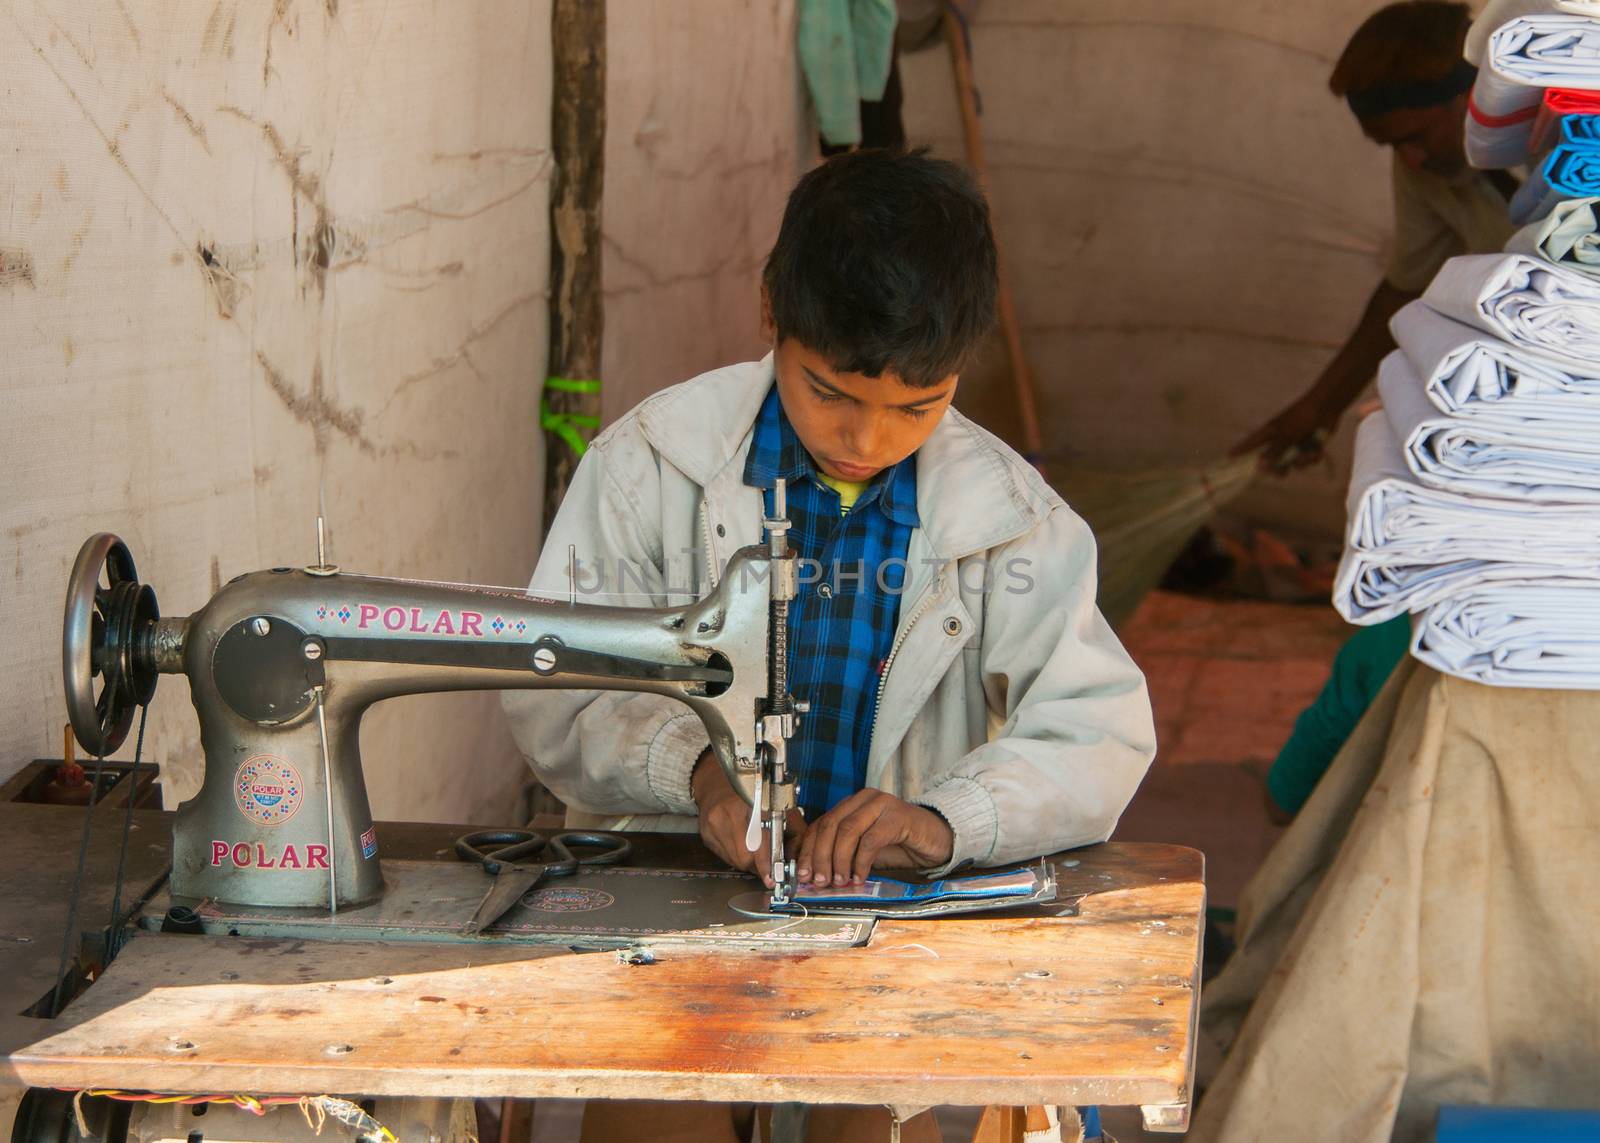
[0,807,1203,1118]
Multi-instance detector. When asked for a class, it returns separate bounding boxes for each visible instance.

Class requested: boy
[505,148,1154,892]
[504,147,1155,1143]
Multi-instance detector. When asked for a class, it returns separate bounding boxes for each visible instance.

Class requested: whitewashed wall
[1,0,553,822]
[602,1,807,418]
[901,0,1405,541]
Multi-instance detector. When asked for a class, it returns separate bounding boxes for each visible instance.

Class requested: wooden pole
[542,0,606,530]
[942,7,1044,461]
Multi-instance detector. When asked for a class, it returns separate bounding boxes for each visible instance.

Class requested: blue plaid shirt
[743,385,918,819]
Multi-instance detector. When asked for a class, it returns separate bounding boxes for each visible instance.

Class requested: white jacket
[502,357,1156,873]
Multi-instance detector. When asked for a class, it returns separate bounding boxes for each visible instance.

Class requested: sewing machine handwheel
[62,533,160,757]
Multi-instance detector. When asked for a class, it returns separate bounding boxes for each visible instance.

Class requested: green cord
[542,377,602,458]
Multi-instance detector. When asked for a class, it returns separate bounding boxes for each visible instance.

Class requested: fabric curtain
[1191,662,1600,1141]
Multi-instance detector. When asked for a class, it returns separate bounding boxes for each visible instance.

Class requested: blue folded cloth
[1511,115,1600,224]
[791,867,1040,906]
[1512,149,1600,224]
[1562,114,1600,144]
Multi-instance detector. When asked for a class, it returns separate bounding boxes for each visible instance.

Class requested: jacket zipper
[699,500,719,590]
[868,573,945,746]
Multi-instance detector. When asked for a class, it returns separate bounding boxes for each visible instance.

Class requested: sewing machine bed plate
[142,862,873,949]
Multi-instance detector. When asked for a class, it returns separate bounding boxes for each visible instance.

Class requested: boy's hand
[690,748,804,886]
[795,789,954,887]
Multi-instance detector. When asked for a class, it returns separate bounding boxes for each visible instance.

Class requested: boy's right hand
[690,748,804,886]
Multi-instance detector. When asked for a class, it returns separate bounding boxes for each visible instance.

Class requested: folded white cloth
[1467,9,1600,168]
[1378,349,1600,499]
[1506,193,1600,272]
[1482,11,1600,86]
[1414,585,1600,687]
[1332,412,1600,624]
[1421,252,1600,371]
[1465,0,1600,66]
[1389,298,1600,420]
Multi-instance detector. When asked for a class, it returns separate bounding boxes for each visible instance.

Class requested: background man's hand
[1230,393,1337,473]
[690,749,804,886]
[1231,279,1416,475]
[795,789,954,887]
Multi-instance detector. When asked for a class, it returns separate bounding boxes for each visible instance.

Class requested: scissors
[456,829,632,935]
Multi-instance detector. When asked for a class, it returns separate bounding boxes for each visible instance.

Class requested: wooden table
[0,806,1204,1134]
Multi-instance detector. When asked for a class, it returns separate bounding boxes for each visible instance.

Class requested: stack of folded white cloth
[1332,410,1600,624]
[1333,206,1600,687]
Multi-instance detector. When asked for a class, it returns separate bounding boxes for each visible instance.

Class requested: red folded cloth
[1530,88,1600,155]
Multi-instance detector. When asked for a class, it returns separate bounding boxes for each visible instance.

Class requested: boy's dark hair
[1329,1,1471,103]
[762,149,998,387]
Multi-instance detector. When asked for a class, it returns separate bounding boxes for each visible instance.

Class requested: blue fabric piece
[1545,140,1600,197]
[792,868,1037,905]
[1561,113,1600,144]
[1513,131,1600,223]
[1437,1106,1600,1142]
[1266,616,1411,816]
[743,384,916,819]
[1080,1106,1103,1139]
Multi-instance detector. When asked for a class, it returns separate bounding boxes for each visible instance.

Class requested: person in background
[1234,1,1518,472]
[1264,614,1411,822]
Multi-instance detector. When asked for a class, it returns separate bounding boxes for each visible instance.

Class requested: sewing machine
[60,484,806,924]
[29,490,1201,1134]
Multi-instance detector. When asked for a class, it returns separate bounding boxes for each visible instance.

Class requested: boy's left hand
[794,790,954,887]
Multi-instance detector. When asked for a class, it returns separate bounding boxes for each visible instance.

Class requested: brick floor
[1113,591,1351,906]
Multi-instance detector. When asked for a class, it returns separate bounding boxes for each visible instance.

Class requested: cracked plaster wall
[1,0,552,821]
[900,0,1404,543]
[600,1,807,419]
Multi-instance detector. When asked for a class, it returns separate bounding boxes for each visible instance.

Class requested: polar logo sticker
[234,755,304,826]
[521,887,616,913]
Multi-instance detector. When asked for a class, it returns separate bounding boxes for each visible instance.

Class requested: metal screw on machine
[532,646,558,673]
[250,617,271,637]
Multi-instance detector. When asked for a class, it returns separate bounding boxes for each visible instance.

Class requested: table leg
[971,1106,1025,1142]
[1140,1102,1191,1133]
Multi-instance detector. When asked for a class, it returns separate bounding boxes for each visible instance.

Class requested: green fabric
[1266,616,1412,815]
[541,376,601,459]
[797,0,897,146]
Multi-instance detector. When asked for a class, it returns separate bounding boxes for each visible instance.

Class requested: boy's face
[773,338,957,483]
